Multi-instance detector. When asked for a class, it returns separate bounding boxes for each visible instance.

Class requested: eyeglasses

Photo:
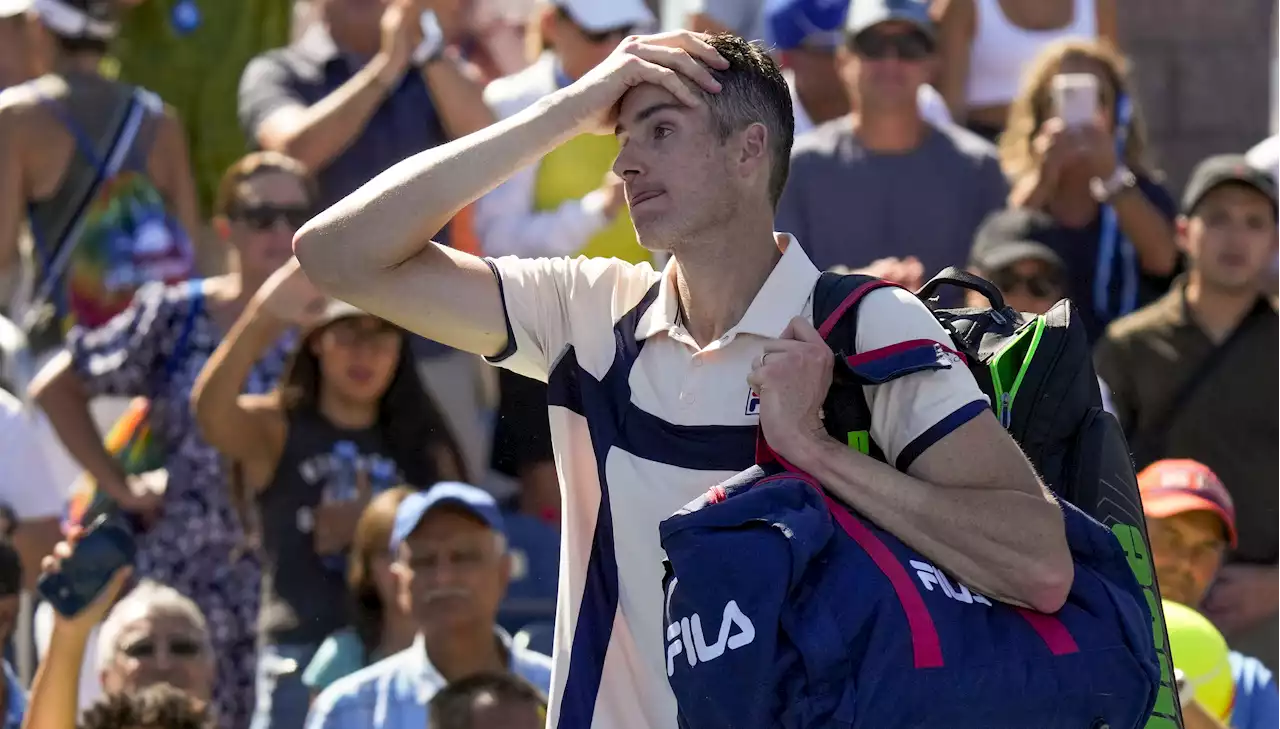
[849,29,934,61]
[119,636,205,660]
[231,204,312,232]
[989,270,1063,299]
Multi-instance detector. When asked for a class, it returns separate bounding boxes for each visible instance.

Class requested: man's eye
[654,126,672,140]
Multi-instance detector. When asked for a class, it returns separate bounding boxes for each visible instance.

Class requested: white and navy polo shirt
[484,235,987,729]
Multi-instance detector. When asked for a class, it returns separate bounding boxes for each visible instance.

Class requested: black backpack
[812,267,1185,729]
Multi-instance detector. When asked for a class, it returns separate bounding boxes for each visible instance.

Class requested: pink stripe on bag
[1014,608,1080,655]
[823,494,946,669]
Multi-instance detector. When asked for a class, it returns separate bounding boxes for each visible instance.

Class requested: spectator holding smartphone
[29,152,315,729]
[191,259,465,729]
[1000,38,1179,341]
[25,538,214,729]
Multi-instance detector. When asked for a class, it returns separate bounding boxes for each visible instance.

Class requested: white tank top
[965,0,1098,108]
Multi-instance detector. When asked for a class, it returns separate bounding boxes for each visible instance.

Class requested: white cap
[0,0,32,17]
[556,0,654,33]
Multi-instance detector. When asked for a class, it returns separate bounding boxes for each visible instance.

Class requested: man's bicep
[906,410,1042,494]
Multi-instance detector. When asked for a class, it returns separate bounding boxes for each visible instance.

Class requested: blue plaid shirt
[3,661,25,729]
[305,631,551,729]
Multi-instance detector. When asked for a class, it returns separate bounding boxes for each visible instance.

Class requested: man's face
[1147,511,1228,607]
[1182,184,1279,293]
[974,259,1065,315]
[613,84,750,252]
[839,21,935,113]
[101,611,215,702]
[395,508,510,635]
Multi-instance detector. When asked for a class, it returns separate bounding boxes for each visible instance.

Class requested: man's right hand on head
[564,31,730,136]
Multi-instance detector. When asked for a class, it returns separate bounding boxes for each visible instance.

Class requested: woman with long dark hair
[301,486,417,696]
[191,259,466,729]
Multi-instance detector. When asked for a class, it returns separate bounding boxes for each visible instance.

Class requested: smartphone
[37,514,136,618]
[1051,73,1099,127]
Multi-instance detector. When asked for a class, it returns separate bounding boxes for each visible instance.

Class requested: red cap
[1138,459,1237,548]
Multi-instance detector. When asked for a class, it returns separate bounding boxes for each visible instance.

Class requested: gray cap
[845,0,934,38]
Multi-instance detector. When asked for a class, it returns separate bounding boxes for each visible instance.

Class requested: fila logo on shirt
[666,600,757,677]
[910,559,993,606]
[744,389,761,416]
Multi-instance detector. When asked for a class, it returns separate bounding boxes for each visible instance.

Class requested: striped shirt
[484,236,987,728]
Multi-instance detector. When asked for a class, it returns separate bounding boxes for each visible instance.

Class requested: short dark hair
[701,34,795,207]
[79,685,210,729]
[428,672,547,729]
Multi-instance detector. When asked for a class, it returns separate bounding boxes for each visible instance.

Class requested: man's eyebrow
[615,102,684,136]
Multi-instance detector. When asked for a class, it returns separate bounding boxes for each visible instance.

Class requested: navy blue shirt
[238,26,452,357]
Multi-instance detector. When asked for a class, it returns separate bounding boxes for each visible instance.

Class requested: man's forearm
[22,623,89,729]
[30,358,131,503]
[421,55,495,139]
[296,87,588,290]
[789,435,1070,612]
[264,56,399,172]
[1113,187,1178,276]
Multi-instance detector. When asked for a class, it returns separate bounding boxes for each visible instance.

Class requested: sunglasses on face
[119,636,205,660]
[850,29,934,61]
[989,270,1063,299]
[231,205,312,232]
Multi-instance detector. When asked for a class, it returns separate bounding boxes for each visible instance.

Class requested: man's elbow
[1017,513,1074,613]
[292,220,353,297]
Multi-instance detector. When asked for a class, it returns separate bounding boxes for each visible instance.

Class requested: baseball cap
[1138,459,1237,548]
[29,0,116,40]
[0,0,31,18]
[389,482,505,552]
[968,208,1067,274]
[845,0,934,39]
[555,0,654,33]
[765,0,847,51]
[1181,153,1279,215]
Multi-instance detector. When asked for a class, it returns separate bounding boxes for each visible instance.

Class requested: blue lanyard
[1093,93,1137,322]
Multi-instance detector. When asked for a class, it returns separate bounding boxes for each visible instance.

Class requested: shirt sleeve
[483,255,653,383]
[238,53,306,143]
[471,164,611,258]
[65,282,187,400]
[855,287,990,470]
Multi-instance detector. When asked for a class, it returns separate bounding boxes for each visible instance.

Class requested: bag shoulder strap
[164,279,204,382]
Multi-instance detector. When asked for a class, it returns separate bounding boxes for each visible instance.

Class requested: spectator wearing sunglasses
[27,537,215,729]
[967,208,1067,315]
[775,0,1007,293]
[29,152,314,729]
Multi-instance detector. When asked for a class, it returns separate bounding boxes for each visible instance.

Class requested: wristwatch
[412,10,446,67]
[1090,165,1137,203]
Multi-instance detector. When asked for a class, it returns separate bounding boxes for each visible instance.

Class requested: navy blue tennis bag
[658,271,1165,729]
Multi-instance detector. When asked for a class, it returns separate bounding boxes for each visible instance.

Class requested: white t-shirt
[484,237,987,728]
[0,389,80,519]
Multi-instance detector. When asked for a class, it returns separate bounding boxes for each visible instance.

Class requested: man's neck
[851,108,926,153]
[1185,273,1259,343]
[674,224,781,348]
[423,626,507,683]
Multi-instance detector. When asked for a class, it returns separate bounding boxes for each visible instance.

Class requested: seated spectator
[302,487,418,695]
[306,484,552,729]
[1095,155,1277,670]
[763,0,954,135]
[428,672,547,729]
[967,208,1068,315]
[191,259,465,729]
[1000,38,1179,341]
[29,151,317,729]
[932,0,1118,142]
[26,536,215,729]
[775,0,1007,289]
[0,540,24,729]
[238,0,496,482]
[78,684,210,729]
[1139,459,1279,729]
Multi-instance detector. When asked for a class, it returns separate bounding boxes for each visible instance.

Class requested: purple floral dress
[67,280,290,729]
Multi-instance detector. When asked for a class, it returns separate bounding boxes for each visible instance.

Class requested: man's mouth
[630,190,664,206]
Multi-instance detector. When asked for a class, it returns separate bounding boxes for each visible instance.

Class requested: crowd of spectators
[0,0,1273,728]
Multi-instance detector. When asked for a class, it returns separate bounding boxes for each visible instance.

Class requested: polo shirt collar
[408,628,516,703]
[635,233,822,344]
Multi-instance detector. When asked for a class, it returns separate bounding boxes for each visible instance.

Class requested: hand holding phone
[37,516,136,626]
[1051,73,1099,128]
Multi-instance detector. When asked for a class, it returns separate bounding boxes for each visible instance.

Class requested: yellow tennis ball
[1163,600,1234,720]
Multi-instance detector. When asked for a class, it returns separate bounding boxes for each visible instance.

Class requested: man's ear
[738,122,770,182]
[1174,214,1191,256]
